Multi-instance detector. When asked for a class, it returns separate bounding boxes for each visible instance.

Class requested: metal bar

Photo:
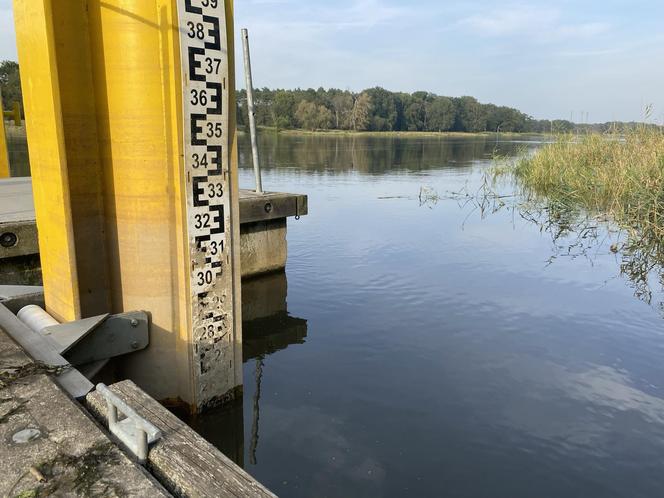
[0,302,93,398]
[241,28,263,194]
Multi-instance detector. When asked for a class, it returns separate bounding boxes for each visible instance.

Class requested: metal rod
[241,28,263,194]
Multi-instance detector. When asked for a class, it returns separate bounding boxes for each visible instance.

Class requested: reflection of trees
[239,134,527,175]
[423,177,664,315]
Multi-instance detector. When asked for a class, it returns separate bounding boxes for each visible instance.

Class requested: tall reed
[513,126,664,253]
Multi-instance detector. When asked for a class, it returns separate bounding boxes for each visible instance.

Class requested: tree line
[237,87,587,134]
[1,60,653,135]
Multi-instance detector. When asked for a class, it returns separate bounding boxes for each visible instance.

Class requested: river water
[191,134,664,498]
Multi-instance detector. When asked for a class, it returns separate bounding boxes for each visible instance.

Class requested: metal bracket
[97,383,161,463]
[41,311,149,366]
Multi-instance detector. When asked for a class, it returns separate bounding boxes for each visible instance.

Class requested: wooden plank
[239,190,308,224]
[0,325,170,497]
[86,380,277,498]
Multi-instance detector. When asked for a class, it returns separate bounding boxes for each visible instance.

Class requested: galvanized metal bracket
[97,383,161,463]
[41,311,149,366]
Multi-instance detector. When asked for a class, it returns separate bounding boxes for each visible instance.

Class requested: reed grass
[511,126,664,254]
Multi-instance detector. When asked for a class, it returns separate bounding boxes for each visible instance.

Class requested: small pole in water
[241,28,263,194]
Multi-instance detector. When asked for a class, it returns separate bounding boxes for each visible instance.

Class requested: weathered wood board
[86,380,277,498]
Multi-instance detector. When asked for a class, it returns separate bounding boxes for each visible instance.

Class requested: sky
[1,0,663,122]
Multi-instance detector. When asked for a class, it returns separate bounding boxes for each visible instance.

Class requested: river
[188,133,664,498]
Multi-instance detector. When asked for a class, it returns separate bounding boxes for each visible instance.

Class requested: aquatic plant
[506,122,664,310]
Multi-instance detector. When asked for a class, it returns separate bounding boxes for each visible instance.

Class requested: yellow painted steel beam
[13,0,242,411]
[83,0,194,405]
[50,1,112,318]
[13,0,82,321]
[0,90,9,178]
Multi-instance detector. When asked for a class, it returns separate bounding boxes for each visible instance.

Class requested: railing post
[241,28,263,194]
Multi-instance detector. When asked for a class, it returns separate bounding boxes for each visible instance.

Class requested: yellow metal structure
[2,102,21,126]
[13,0,242,411]
[0,92,9,178]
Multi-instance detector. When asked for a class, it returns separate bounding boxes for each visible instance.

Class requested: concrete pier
[0,178,307,283]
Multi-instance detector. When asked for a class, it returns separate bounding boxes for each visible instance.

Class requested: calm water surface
[192,134,664,498]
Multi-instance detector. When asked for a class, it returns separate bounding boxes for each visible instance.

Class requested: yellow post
[12,102,21,126]
[13,0,242,411]
[13,0,82,319]
[0,89,9,178]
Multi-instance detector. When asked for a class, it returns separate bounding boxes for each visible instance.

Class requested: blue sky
[1,0,663,122]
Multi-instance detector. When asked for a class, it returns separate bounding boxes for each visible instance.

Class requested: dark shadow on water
[187,271,308,468]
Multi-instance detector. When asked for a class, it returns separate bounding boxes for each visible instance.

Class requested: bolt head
[131,341,140,350]
[0,232,18,248]
[130,319,139,327]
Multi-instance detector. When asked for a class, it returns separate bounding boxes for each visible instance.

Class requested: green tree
[426,97,455,132]
[331,93,354,129]
[365,87,398,131]
[316,105,333,130]
[349,93,372,131]
[295,101,333,131]
[0,61,22,113]
[271,90,296,130]
[454,96,487,132]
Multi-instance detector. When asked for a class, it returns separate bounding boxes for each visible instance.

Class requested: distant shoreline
[243,127,548,138]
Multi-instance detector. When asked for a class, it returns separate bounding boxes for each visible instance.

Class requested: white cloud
[460,6,610,43]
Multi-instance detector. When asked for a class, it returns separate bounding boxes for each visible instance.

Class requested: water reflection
[227,134,664,497]
[423,177,664,317]
[240,133,544,175]
[190,271,308,468]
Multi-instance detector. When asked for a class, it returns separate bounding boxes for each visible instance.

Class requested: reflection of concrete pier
[190,272,308,468]
[0,178,307,283]
[242,272,308,360]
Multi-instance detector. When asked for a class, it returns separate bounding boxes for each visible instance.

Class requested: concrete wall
[240,219,287,279]
[2,219,289,285]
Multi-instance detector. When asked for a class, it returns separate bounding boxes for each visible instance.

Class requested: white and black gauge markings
[177,0,233,397]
